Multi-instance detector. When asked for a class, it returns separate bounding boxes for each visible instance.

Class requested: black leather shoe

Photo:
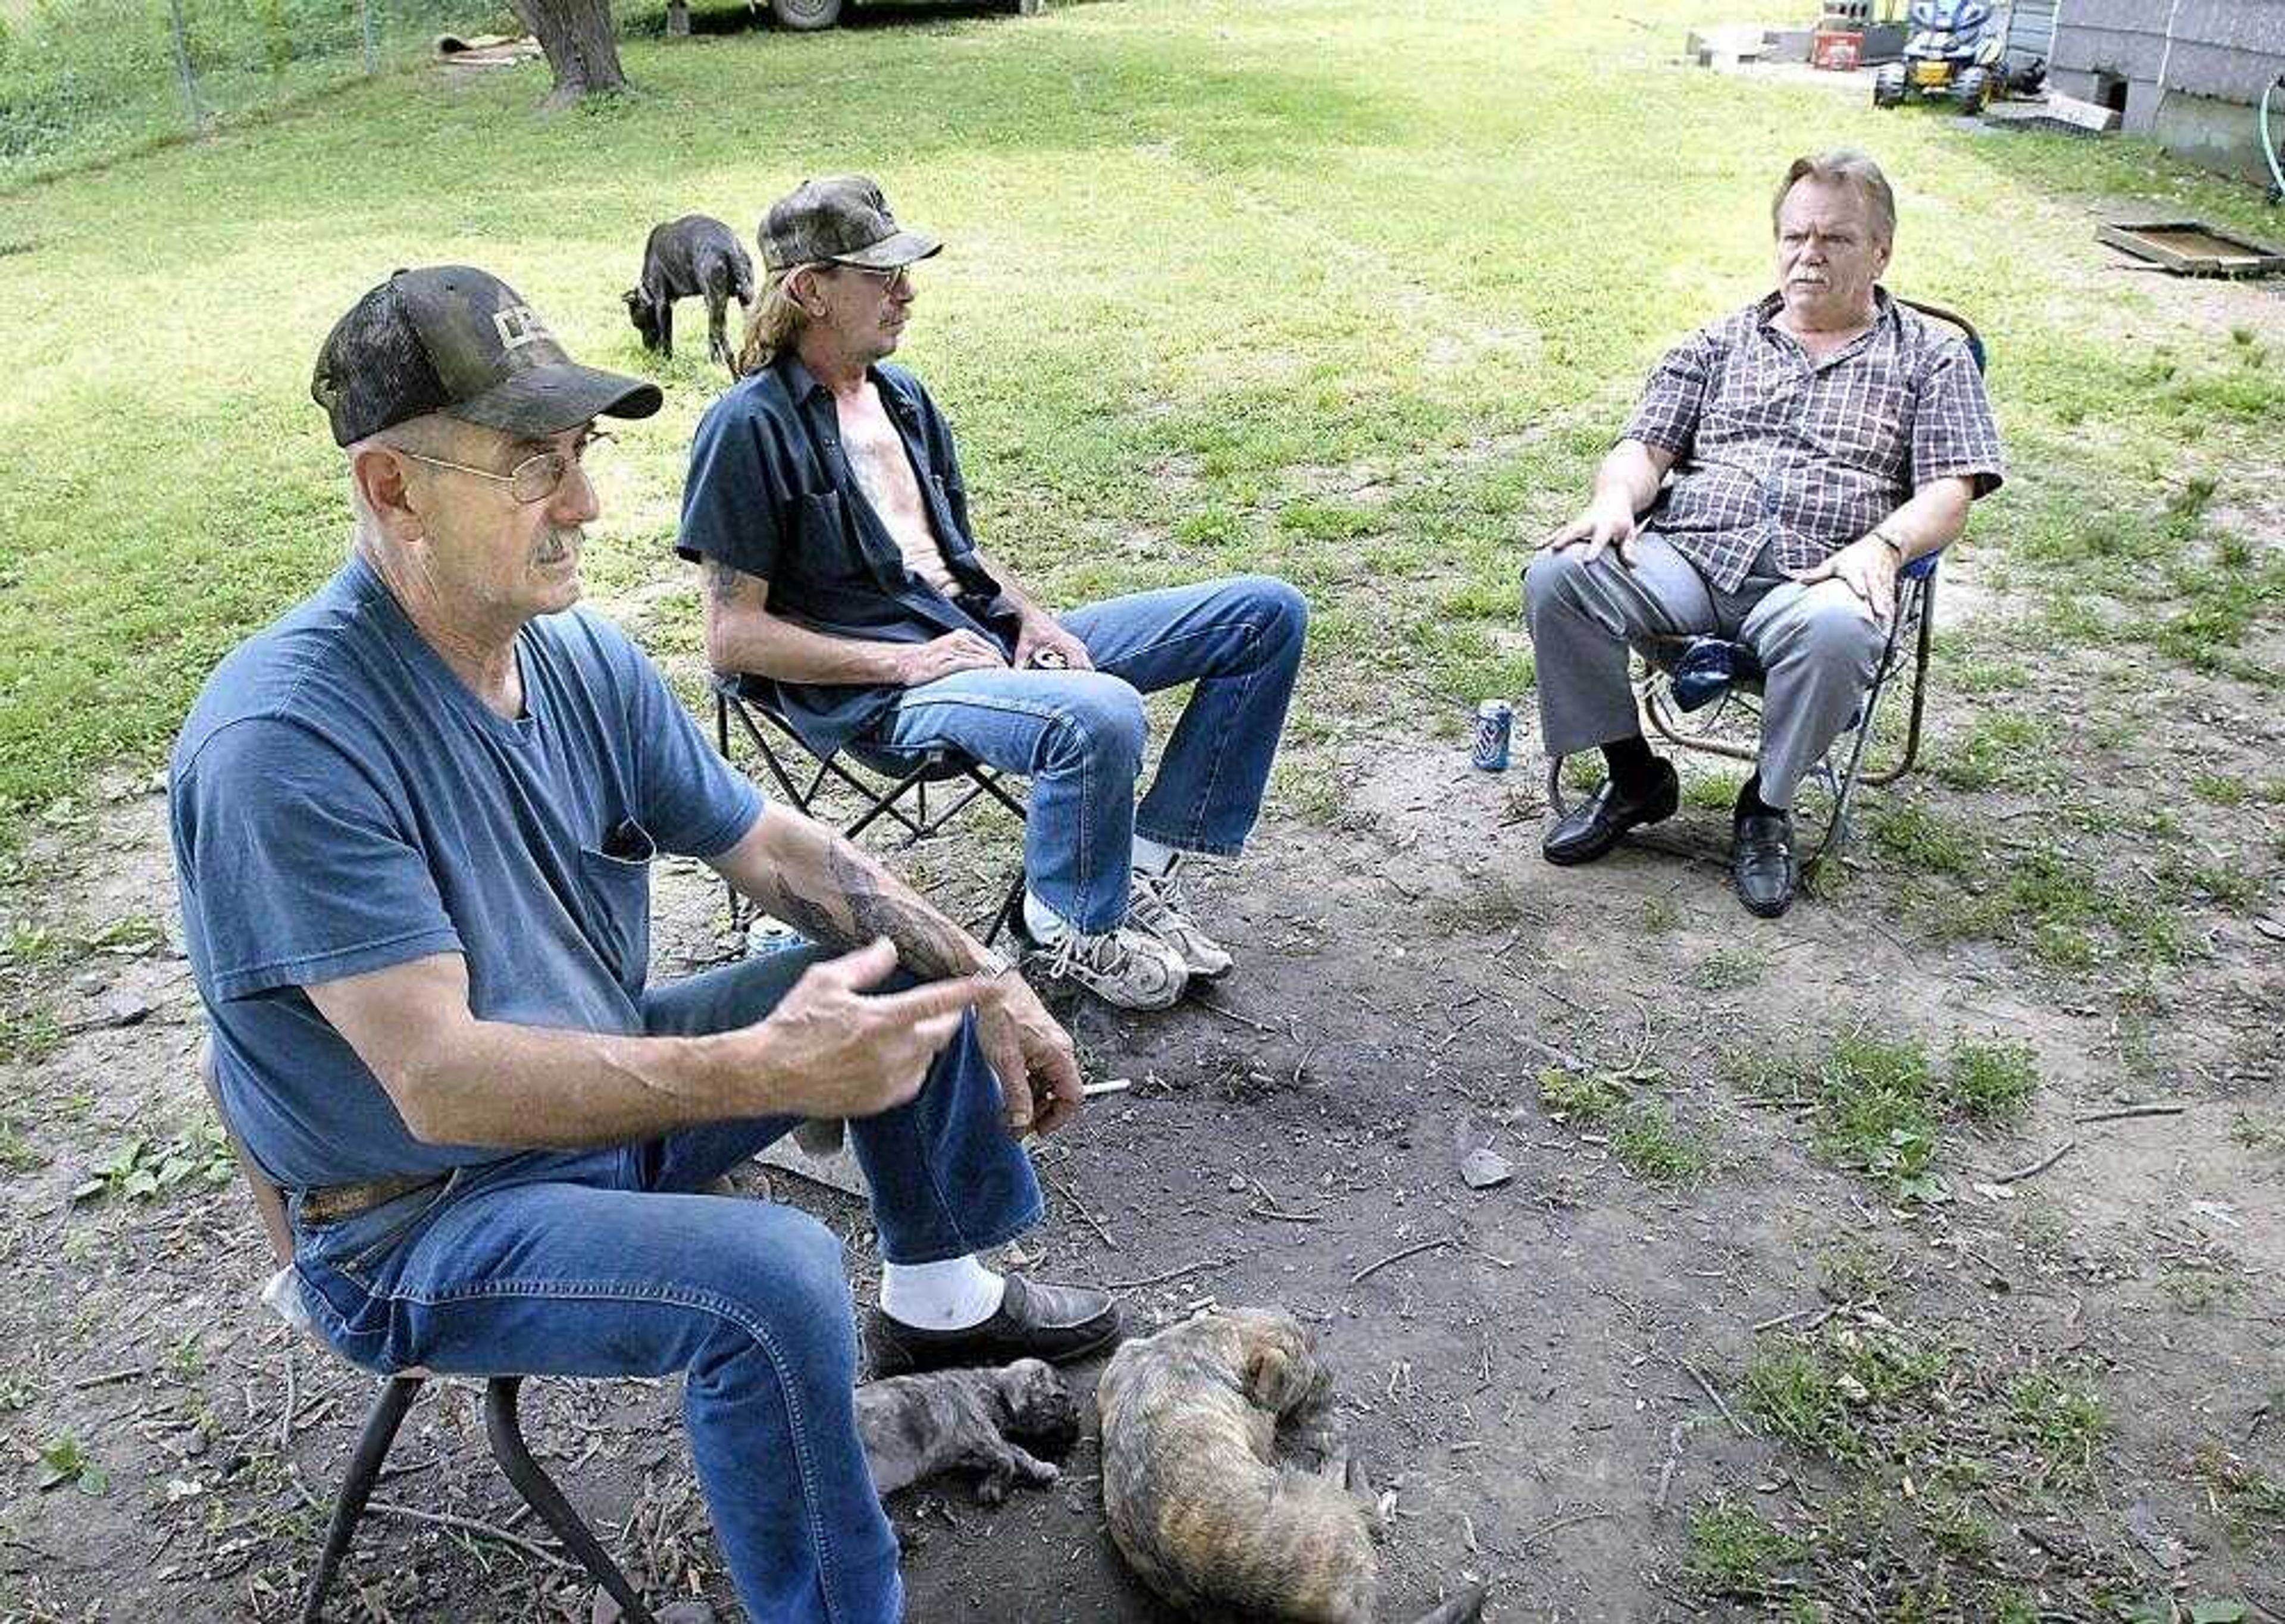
[1542,760,1680,866]
[866,1275,1123,1377]
[1732,810,1798,918]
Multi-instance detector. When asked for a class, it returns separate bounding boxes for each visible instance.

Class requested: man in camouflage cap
[173,265,1113,1622]
[686,177,1311,1012]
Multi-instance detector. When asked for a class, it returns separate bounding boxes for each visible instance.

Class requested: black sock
[1735,774,1774,821]
[1601,735,1659,797]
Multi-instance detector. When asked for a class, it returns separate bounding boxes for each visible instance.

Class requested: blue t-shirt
[169,557,764,1188]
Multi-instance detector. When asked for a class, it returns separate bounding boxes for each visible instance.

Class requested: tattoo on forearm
[750,832,974,980]
[706,559,746,607]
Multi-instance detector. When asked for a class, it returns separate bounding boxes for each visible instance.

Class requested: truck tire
[771,0,842,29]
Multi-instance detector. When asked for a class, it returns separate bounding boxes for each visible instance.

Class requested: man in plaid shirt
[1523,149,2004,917]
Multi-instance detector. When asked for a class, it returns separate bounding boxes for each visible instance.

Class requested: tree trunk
[506,0,630,108]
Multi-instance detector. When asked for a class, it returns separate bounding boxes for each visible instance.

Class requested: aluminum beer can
[1472,700,1514,772]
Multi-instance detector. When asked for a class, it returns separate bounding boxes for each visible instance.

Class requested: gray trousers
[1522,535,1886,810]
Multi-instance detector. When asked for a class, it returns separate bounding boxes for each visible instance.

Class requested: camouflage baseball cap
[311,265,662,448]
[758,175,943,274]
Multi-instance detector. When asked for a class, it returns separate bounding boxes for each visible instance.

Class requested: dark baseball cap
[759,175,943,274]
[311,265,662,448]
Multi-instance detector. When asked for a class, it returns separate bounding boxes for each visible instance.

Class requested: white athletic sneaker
[1126,866,1234,980]
[1023,898,1188,1011]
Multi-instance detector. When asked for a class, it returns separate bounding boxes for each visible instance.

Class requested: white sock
[879,1255,1006,1330]
[1024,889,1078,943]
[1129,835,1179,878]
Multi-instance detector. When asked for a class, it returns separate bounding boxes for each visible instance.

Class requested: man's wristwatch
[973,948,1019,982]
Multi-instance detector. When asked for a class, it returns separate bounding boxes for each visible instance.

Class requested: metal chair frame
[202,1061,661,1624]
[713,676,1030,945]
[1546,297,1983,875]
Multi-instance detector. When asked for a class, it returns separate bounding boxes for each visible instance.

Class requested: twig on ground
[1990,1139,2076,1184]
[2074,1103,2187,1124]
[1749,1305,1836,1334]
[368,1500,578,1570]
[1098,1256,1223,1292]
[68,1366,142,1390]
[1680,1358,1757,1439]
[1350,1234,1454,1287]
[1519,1506,1614,1544]
[277,1343,296,1455]
[1042,1170,1119,1252]
[1190,995,1278,1036]
[1245,1177,1322,1224]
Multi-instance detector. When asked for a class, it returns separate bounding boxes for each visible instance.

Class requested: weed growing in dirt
[1682,770,1746,813]
[1690,946,1768,992]
[1867,801,1977,876]
[0,1115,45,1171]
[1537,1067,1713,1187]
[1999,1370,2106,1491]
[1723,1032,2037,1198]
[1736,1309,2130,1617]
[1610,1104,1713,1186]
[1932,713,2049,792]
[1682,1496,1801,1599]
[70,1125,234,1205]
[2196,1449,2285,1553]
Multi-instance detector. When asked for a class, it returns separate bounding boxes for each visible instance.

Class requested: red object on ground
[1811,30,1863,70]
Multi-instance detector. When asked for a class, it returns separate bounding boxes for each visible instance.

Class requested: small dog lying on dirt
[1097,1308,1488,1624]
[622,215,755,374]
[855,1356,1079,1502]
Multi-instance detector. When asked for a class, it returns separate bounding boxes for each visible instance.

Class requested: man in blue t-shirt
[170,267,1119,1624]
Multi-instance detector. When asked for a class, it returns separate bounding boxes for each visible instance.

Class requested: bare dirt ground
[2,589,2281,1623]
[5,200,2284,1624]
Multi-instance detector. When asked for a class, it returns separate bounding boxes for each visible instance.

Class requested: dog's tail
[1403,1579,1488,1624]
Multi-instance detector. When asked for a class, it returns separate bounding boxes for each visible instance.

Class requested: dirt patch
[4,663,2283,1621]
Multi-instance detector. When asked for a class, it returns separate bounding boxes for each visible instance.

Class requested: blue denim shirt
[677,356,1019,757]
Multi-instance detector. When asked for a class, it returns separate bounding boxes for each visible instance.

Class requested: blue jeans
[872,575,1309,933]
[287,944,1043,1624]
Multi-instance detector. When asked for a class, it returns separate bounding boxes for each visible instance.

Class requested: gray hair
[1772,149,1896,246]
[345,414,459,538]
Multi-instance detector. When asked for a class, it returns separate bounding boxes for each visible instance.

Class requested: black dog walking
[624,214,755,373]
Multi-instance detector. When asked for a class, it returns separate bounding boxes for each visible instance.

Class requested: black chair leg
[982,864,1028,948]
[484,1377,659,1624]
[300,1374,425,1624]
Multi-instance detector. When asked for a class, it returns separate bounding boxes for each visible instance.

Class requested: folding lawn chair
[1548,300,1986,876]
[712,674,1030,945]
[202,1050,665,1624]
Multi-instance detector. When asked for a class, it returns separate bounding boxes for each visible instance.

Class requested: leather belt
[299,1172,445,1227]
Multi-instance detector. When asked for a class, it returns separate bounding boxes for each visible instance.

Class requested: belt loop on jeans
[298,1172,445,1227]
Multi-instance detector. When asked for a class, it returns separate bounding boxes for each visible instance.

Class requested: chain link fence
[1,0,517,186]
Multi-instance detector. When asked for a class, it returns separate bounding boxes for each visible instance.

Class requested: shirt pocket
[1817,376,1910,478]
[783,489,867,589]
[577,824,655,992]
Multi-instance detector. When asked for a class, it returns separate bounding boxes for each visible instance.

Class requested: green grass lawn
[1,0,2280,855]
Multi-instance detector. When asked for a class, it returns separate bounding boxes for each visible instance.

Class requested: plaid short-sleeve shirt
[1622,289,2005,591]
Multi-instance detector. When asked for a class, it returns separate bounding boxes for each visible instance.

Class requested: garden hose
[2265,73,2284,205]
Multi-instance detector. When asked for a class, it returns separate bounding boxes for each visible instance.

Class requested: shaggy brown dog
[1097,1308,1486,1624]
